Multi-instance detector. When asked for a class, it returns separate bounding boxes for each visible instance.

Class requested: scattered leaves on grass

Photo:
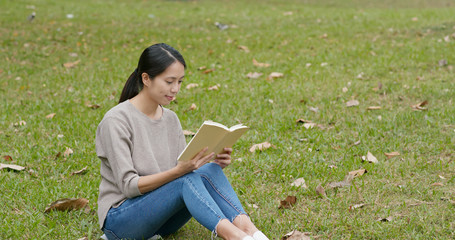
[384,152,400,159]
[85,102,100,109]
[349,203,366,211]
[279,196,297,209]
[296,119,327,130]
[327,174,354,189]
[281,230,311,240]
[431,182,444,187]
[411,100,428,111]
[346,99,360,107]
[2,155,13,161]
[208,84,220,90]
[348,168,367,178]
[367,106,382,110]
[238,45,250,53]
[252,59,270,68]
[46,113,56,119]
[267,72,284,80]
[44,198,90,213]
[290,178,307,188]
[377,216,393,222]
[316,184,326,198]
[246,72,263,79]
[185,83,199,89]
[203,68,215,74]
[183,130,195,136]
[63,147,73,157]
[189,103,197,111]
[0,163,25,171]
[362,151,378,164]
[249,142,274,152]
[63,60,80,68]
[71,166,87,176]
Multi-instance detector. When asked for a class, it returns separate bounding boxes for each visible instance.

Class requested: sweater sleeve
[96,117,142,198]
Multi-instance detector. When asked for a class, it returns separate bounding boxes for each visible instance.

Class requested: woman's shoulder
[99,101,134,125]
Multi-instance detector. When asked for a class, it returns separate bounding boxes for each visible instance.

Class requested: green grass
[1,0,454,239]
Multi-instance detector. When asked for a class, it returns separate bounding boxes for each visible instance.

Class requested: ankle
[252,231,269,240]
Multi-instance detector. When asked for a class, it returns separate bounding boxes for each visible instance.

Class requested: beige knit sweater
[95,100,186,229]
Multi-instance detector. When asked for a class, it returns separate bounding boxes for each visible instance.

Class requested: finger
[223,148,233,153]
[194,147,209,159]
[199,152,214,164]
[216,153,231,160]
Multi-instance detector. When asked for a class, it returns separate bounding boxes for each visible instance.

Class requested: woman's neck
[129,92,162,120]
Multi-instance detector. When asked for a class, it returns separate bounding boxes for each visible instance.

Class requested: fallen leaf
[247,203,259,209]
[438,59,448,67]
[367,106,382,110]
[71,166,87,176]
[281,230,311,240]
[85,102,100,109]
[249,142,274,152]
[283,11,293,16]
[291,178,308,188]
[350,203,366,210]
[439,175,446,180]
[327,174,354,189]
[279,195,297,209]
[246,72,263,79]
[308,106,319,113]
[384,152,400,159]
[362,151,378,164]
[296,119,325,130]
[14,120,27,127]
[203,69,214,74]
[46,113,56,119]
[44,198,90,213]
[267,72,284,80]
[0,163,25,171]
[252,59,271,68]
[352,140,361,146]
[377,216,393,222]
[372,82,383,91]
[64,147,73,157]
[63,60,80,68]
[183,130,195,136]
[431,182,444,187]
[342,87,349,93]
[238,45,250,53]
[316,184,326,198]
[197,66,206,70]
[77,237,88,240]
[411,100,428,111]
[346,99,360,107]
[185,83,199,89]
[208,84,220,90]
[189,103,197,110]
[348,169,367,178]
[2,155,13,161]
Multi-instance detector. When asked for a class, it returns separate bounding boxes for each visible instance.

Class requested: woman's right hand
[176,147,214,174]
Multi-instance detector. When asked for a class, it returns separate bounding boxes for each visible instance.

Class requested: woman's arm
[138,147,215,194]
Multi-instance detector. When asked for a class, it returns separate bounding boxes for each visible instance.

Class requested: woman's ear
[141,72,150,87]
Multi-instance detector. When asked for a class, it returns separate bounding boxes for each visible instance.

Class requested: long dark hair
[118,43,186,103]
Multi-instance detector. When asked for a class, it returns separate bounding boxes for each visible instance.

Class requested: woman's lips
[166,96,175,101]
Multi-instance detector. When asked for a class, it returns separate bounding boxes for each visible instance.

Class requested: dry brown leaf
[279,196,297,209]
[44,198,90,213]
[316,184,326,198]
[377,216,393,222]
[46,113,56,119]
[2,155,13,161]
[384,152,400,159]
[189,103,197,111]
[267,72,284,80]
[362,151,378,164]
[327,174,354,189]
[252,59,271,68]
[411,100,428,111]
[346,99,360,107]
[290,178,307,188]
[296,119,326,130]
[64,147,73,157]
[197,66,206,70]
[183,130,195,136]
[185,83,199,89]
[85,101,100,109]
[249,142,274,152]
[350,203,366,210]
[63,60,80,68]
[431,182,444,187]
[0,163,25,171]
[348,169,367,178]
[238,45,250,53]
[71,166,87,176]
[367,106,382,110]
[208,84,220,91]
[246,72,263,79]
[203,69,215,74]
[281,230,311,240]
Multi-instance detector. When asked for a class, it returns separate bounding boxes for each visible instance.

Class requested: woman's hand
[176,147,214,174]
[213,148,233,169]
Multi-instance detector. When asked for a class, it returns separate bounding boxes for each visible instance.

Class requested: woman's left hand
[213,148,233,169]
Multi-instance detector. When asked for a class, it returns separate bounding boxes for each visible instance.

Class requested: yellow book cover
[178,121,249,161]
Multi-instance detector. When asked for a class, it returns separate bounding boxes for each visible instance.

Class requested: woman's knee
[197,162,223,176]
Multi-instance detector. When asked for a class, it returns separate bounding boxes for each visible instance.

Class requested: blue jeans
[103,163,247,240]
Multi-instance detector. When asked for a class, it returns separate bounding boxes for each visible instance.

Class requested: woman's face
[143,61,185,106]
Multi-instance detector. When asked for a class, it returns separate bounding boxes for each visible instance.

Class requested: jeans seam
[200,174,243,216]
[103,228,121,240]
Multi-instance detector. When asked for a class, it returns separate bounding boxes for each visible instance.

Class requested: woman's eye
[178,80,183,84]
[166,81,173,84]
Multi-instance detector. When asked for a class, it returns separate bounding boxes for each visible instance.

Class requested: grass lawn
[1,0,454,239]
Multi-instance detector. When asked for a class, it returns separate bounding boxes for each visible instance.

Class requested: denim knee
[198,162,223,176]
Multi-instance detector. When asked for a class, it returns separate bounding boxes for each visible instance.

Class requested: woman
[96,43,269,240]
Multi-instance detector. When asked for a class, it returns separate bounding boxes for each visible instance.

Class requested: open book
[178,121,249,161]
